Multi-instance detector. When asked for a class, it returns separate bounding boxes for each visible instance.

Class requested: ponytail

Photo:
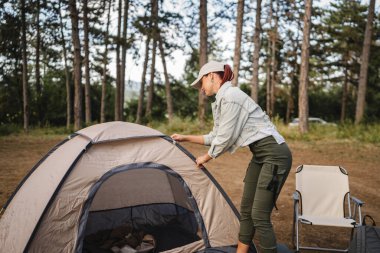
[216,64,234,85]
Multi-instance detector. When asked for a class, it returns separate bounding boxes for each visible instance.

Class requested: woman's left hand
[195,153,212,168]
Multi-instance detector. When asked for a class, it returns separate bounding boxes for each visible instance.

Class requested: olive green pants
[239,136,292,253]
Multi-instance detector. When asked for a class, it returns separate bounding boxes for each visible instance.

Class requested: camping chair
[292,165,364,252]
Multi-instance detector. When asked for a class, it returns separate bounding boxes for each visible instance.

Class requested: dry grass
[0,133,379,252]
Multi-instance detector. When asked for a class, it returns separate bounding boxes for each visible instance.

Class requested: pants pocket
[258,163,287,194]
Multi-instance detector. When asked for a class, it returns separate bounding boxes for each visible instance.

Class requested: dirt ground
[0,135,379,252]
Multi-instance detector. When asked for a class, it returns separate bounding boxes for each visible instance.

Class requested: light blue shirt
[203,82,285,159]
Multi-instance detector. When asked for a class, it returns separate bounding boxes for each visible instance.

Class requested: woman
[171,61,292,253]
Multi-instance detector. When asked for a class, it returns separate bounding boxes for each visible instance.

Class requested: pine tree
[21,0,29,132]
[232,0,245,87]
[298,0,312,134]
[355,0,376,124]
[198,0,208,128]
[250,0,262,102]
[69,0,82,130]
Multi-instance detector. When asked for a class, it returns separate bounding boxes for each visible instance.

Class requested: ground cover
[0,129,379,251]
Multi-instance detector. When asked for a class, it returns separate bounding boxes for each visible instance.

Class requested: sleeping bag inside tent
[0,122,257,253]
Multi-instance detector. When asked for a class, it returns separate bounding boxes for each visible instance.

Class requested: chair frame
[292,165,364,252]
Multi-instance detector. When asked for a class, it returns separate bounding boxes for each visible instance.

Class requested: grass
[151,117,380,145]
[1,118,379,145]
[277,122,380,144]
[149,117,214,136]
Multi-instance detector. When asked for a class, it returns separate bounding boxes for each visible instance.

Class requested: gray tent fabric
[0,121,257,253]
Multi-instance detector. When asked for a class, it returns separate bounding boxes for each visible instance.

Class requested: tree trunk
[232,0,244,87]
[286,43,298,125]
[21,0,29,133]
[120,0,130,120]
[266,0,273,117]
[270,5,278,117]
[115,0,122,121]
[59,0,71,129]
[145,0,158,121]
[355,0,376,125]
[340,60,349,123]
[69,0,82,131]
[145,39,157,120]
[83,0,91,125]
[158,32,174,123]
[136,35,151,124]
[266,58,271,116]
[198,0,208,128]
[250,0,261,102]
[298,0,312,134]
[101,0,112,123]
[285,90,294,124]
[59,16,71,130]
[35,0,42,125]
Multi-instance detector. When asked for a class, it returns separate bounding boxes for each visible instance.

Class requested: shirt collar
[215,81,232,102]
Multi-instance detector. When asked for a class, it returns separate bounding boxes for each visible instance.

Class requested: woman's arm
[171,134,205,145]
[171,133,211,168]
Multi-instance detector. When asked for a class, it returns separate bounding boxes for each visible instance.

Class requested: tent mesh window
[83,168,201,252]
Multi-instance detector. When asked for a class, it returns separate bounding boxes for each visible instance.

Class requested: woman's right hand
[171,133,186,142]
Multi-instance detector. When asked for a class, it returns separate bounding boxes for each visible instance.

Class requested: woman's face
[201,73,217,96]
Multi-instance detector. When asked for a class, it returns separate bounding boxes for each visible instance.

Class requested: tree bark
[285,91,294,124]
[83,0,91,125]
[59,0,71,129]
[298,0,312,134]
[340,59,349,123]
[198,0,208,127]
[145,0,158,121]
[115,0,122,121]
[266,0,273,117]
[69,0,82,130]
[250,0,261,102]
[136,35,151,124]
[21,0,29,133]
[120,0,130,120]
[270,4,278,117]
[355,0,376,124]
[266,57,271,116]
[101,0,112,123]
[35,0,42,125]
[145,39,157,120]
[232,0,244,87]
[158,33,174,123]
[286,43,299,125]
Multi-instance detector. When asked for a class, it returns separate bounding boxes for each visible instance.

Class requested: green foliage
[149,116,213,136]
[0,124,21,136]
[277,121,380,144]
[147,116,380,145]
[90,81,116,123]
[336,123,380,144]
[1,0,380,130]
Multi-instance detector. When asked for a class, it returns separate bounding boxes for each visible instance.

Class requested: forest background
[0,0,379,137]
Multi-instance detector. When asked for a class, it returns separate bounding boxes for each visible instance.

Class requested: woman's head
[190,61,234,96]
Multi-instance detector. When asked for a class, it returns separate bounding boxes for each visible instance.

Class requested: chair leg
[296,220,300,252]
[292,212,296,248]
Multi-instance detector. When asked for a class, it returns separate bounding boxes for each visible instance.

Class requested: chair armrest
[351,196,364,206]
[293,192,300,201]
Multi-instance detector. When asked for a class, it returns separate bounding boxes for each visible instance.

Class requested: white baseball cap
[190,61,225,89]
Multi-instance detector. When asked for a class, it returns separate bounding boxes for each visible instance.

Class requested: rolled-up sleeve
[208,100,248,158]
[203,128,216,146]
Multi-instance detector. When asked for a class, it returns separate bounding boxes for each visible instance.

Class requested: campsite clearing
[0,134,379,250]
